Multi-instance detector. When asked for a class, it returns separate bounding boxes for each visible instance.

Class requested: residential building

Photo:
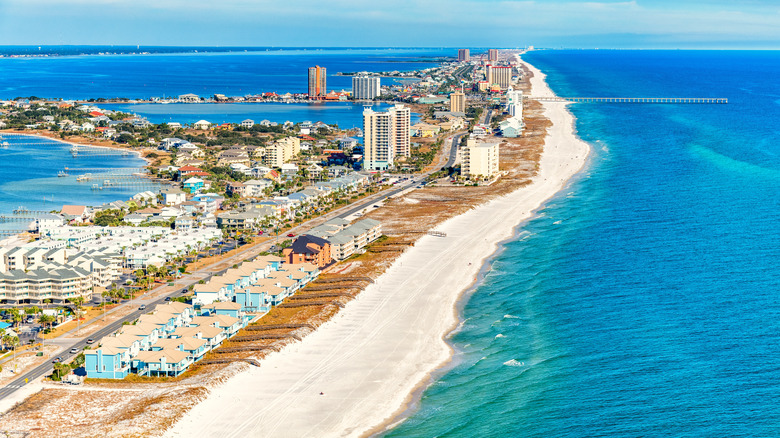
[163,189,186,206]
[462,138,500,179]
[458,49,470,62]
[306,218,382,261]
[450,91,466,113]
[488,49,498,61]
[193,120,211,130]
[362,104,411,171]
[240,119,255,128]
[499,117,524,138]
[182,177,204,192]
[308,66,327,100]
[506,86,523,117]
[487,65,512,89]
[282,235,332,268]
[352,75,381,100]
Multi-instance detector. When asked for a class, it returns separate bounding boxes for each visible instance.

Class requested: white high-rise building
[389,104,411,158]
[506,87,523,117]
[462,138,500,179]
[362,104,411,171]
[352,75,381,100]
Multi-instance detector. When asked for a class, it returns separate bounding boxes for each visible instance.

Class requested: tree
[38,313,55,332]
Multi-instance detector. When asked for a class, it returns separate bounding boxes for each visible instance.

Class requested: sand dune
[165,56,591,438]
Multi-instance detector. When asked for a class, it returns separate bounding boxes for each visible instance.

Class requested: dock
[528,96,728,104]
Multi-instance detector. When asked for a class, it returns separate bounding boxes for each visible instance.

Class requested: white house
[240,119,255,128]
[193,120,211,130]
[163,189,187,206]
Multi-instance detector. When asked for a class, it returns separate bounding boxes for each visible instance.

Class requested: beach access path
[165,57,591,438]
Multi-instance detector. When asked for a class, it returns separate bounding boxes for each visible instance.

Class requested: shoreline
[164,56,591,438]
[0,130,151,165]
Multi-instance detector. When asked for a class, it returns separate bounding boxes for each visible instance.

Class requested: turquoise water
[385,50,780,437]
[0,134,156,230]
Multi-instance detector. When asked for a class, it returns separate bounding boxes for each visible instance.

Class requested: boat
[1,141,9,148]
[57,170,68,177]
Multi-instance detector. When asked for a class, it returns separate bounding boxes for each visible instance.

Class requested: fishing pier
[528,96,728,104]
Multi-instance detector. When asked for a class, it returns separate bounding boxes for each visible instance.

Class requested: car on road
[165,297,171,301]
[139,304,147,310]
[69,347,80,354]
[86,338,95,344]
[287,233,295,237]
[52,357,62,363]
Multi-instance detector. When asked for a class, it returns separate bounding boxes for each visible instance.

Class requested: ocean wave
[503,359,525,367]
[503,314,520,319]
[494,334,505,339]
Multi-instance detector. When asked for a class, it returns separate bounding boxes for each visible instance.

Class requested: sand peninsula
[163,56,591,437]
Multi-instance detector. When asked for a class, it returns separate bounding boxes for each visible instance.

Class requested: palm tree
[9,309,23,329]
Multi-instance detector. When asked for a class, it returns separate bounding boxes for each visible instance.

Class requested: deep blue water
[0,48,448,100]
[0,134,157,230]
[385,50,780,437]
[97,102,419,130]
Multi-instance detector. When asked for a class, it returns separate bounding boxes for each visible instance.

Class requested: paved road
[0,294,173,399]
[0,132,468,399]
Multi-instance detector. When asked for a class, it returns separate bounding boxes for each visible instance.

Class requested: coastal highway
[0,131,467,400]
[0,294,173,400]
[337,129,468,219]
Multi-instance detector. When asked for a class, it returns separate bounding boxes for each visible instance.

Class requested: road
[0,139,465,400]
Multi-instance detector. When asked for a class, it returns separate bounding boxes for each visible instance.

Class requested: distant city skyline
[0,0,777,49]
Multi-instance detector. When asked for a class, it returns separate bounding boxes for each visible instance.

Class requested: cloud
[0,0,778,47]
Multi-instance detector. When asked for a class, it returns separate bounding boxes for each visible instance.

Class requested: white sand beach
[165,57,591,438]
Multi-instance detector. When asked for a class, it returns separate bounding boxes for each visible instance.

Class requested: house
[281,163,299,175]
[60,205,88,223]
[282,235,332,268]
[133,349,192,377]
[338,137,359,149]
[84,347,129,379]
[244,179,273,197]
[499,117,524,138]
[182,177,204,192]
[179,93,200,102]
[163,189,187,206]
[193,120,211,130]
[240,119,255,128]
[226,181,246,197]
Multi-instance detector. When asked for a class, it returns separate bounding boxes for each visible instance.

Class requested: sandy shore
[1,130,151,164]
[165,56,590,438]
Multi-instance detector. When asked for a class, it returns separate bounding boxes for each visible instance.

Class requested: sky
[0,0,777,49]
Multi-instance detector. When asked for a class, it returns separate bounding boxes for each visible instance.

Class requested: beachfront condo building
[458,49,470,62]
[308,66,327,100]
[462,138,500,179]
[363,104,410,171]
[488,49,498,61]
[450,91,466,113]
[487,65,512,89]
[506,87,523,117]
[352,75,381,100]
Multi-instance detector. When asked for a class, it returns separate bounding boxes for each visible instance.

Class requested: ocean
[384,50,780,437]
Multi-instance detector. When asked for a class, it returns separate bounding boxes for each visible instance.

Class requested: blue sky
[0,0,777,48]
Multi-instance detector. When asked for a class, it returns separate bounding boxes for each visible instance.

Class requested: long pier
[528,96,728,104]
